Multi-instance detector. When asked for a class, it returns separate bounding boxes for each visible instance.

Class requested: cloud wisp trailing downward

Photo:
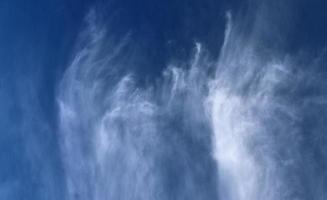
[58,10,216,200]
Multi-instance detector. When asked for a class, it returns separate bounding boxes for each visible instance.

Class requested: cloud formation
[58,3,327,200]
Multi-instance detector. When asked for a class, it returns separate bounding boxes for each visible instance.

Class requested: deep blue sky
[1,0,327,199]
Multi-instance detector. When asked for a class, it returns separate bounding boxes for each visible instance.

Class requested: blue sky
[1,0,327,200]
